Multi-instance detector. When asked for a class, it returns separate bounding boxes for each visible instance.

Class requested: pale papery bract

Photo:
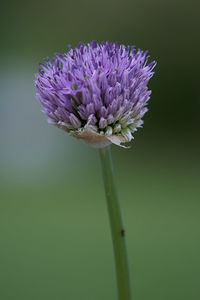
[35,41,156,148]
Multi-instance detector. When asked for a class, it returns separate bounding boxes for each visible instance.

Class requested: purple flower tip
[35,41,156,148]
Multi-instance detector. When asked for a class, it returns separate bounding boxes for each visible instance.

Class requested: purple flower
[35,41,156,148]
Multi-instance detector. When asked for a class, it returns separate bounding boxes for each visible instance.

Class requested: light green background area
[1,136,199,300]
[1,0,200,299]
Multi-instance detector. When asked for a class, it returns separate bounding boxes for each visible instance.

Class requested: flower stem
[99,146,131,300]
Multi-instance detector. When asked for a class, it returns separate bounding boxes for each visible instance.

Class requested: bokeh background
[1,0,200,299]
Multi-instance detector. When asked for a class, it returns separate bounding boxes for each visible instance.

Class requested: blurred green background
[1,0,200,299]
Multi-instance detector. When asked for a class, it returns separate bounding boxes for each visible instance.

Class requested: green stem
[99,146,131,300]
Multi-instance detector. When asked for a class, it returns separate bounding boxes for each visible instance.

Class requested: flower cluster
[35,41,156,147]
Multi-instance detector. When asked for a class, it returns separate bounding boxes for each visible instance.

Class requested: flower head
[35,41,156,148]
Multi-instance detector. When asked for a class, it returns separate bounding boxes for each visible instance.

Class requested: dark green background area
[1,0,200,299]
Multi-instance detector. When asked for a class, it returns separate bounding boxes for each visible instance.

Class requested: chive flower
[35,41,156,147]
